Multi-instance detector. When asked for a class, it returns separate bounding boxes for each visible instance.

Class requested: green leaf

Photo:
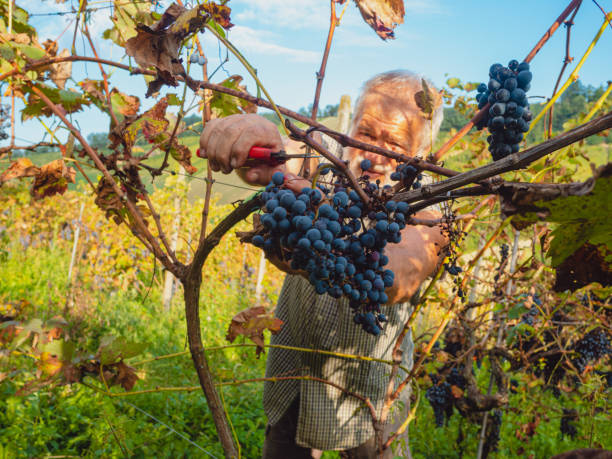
[508,304,528,320]
[41,339,75,362]
[209,75,256,119]
[21,84,91,121]
[206,18,226,39]
[13,43,45,60]
[509,165,612,267]
[97,335,147,365]
[0,44,15,60]
[167,93,181,106]
[103,0,155,46]
[446,77,461,89]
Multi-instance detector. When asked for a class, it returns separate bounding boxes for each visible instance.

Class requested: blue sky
[5,0,612,146]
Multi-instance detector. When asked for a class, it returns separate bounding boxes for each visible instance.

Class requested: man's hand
[384,210,449,305]
[199,114,285,186]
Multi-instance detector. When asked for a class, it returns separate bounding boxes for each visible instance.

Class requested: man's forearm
[384,210,448,304]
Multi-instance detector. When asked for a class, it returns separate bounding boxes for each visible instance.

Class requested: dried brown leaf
[553,243,612,292]
[353,0,405,40]
[30,159,76,200]
[125,3,210,97]
[202,2,233,29]
[94,178,124,223]
[110,87,140,117]
[50,49,72,90]
[226,306,283,357]
[115,361,139,391]
[169,141,197,174]
[43,39,58,56]
[0,158,40,184]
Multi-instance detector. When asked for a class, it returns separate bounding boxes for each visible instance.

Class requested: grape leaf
[78,79,106,109]
[103,0,156,47]
[12,42,45,60]
[96,335,147,365]
[501,164,612,290]
[124,3,210,97]
[0,158,40,185]
[110,88,141,120]
[414,78,441,120]
[21,84,91,120]
[94,177,124,223]
[553,243,611,292]
[41,339,75,363]
[30,159,76,200]
[169,141,197,174]
[38,352,63,377]
[201,2,233,29]
[209,75,257,118]
[226,306,283,357]
[49,49,72,90]
[353,0,405,40]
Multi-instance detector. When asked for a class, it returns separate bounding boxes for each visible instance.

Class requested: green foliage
[0,185,281,457]
[298,103,340,119]
[87,133,109,150]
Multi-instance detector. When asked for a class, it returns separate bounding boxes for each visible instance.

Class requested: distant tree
[297,103,339,119]
[87,132,108,150]
[440,107,469,133]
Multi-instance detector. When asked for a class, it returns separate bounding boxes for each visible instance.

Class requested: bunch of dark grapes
[253,161,414,335]
[475,60,533,161]
[571,329,611,373]
[482,410,503,457]
[446,366,467,390]
[560,408,578,439]
[425,376,453,427]
[519,293,542,327]
[0,104,10,141]
[390,163,422,189]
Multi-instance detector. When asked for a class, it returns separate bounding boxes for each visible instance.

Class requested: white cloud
[231,0,443,30]
[232,0,329,29]
[204,25,320,63]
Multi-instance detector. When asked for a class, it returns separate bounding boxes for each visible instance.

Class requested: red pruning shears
[196,146,319,166]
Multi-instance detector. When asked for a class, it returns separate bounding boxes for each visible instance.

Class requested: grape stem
[285,119,371,204]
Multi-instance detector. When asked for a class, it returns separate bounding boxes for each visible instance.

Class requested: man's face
[346,87,428,185]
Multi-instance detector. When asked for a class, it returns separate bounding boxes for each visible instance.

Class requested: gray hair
[353,70,444,156]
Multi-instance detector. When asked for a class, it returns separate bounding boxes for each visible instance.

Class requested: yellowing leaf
[38,351,63,377]
[0,158,40,184]
[110,88,140,119]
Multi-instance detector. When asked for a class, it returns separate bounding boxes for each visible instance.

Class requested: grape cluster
[253,162,414,335]
[520,293,542,327]
[390,163,423,189]
[483,410,503,456]
[425,376,453,427]
[571,329,611,373]
[0,104,10,141]
[475,60,533,161]
[560,409,578,439]
[189,53,207,65]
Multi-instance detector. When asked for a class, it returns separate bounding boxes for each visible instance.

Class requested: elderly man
[200,71,446,458]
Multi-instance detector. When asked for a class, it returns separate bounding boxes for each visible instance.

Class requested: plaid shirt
[263,274,416,450]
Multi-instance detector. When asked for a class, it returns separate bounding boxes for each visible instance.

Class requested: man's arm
[384,210,448,304]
